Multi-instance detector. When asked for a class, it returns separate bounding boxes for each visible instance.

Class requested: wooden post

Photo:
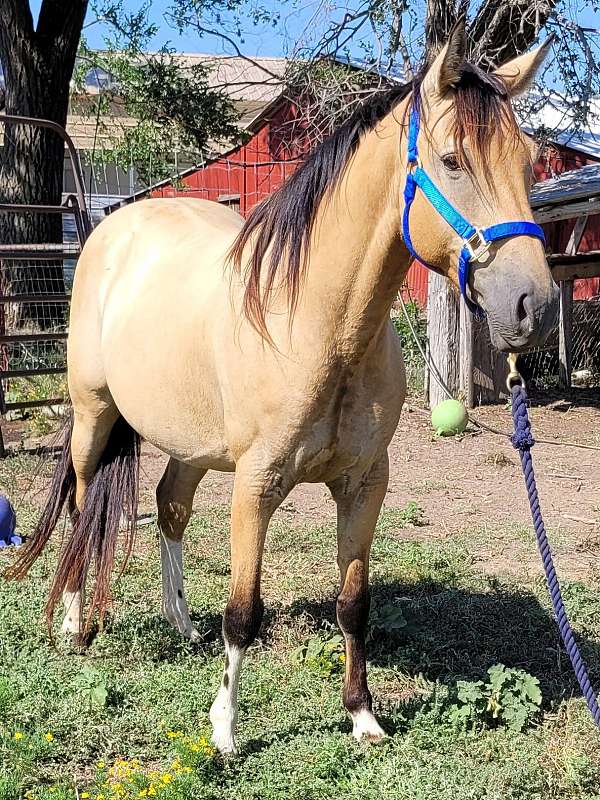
[426,272,459,408]
[558,214,588,389]
[558,279,574,388]
[459,297,474,408]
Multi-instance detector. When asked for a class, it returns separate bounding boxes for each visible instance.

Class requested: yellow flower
[147,787,157,797]
[81,793,91,799]
[44,732,55,742]
[97,761,106,770]
[182,767,192,774]
[131,758,141,768]
[138,791,148,798]
[160,774,173,785]
[13,731,23,740]
[96,795,106,800]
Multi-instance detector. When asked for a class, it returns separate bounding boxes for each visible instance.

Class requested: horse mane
[230,61,519,340]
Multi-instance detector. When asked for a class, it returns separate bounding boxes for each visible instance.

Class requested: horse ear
[494,36,555,97]
[422,17,467,99]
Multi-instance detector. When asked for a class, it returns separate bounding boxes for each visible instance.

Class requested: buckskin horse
[8,24,558,753]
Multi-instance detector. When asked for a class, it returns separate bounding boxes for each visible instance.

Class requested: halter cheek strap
[402,99,546,318]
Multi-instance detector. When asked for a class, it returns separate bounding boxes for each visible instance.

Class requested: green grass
[1,502,600,799]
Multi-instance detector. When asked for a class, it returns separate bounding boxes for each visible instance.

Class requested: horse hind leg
[157,458,206,642]
[61,403,120,636]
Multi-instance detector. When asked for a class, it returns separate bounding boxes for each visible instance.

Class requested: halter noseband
[402,96,546,318]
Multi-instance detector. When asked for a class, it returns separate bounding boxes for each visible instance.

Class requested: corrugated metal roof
[531,163,600,208]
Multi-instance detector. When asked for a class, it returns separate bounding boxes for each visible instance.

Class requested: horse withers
[7,23,558,754]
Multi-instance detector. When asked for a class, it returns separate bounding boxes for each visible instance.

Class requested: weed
[293,629,345,676]
[448,664,542,732]
[73,665,109,710]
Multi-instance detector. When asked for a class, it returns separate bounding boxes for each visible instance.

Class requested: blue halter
[402,97,546,317]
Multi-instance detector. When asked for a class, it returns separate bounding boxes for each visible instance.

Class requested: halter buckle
[464,229,491,262]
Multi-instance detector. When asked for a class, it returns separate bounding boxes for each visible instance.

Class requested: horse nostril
[516,294,529,324]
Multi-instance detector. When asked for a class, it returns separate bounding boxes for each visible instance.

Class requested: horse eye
[442,154,461,171]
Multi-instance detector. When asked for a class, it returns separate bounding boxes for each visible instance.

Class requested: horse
[8,24,558,754]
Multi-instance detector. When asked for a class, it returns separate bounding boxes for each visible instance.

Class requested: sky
[28,0,600,59]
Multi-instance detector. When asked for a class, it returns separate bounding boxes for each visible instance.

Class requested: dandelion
[160,774,173,785]
[44,732,55,742]
[13,731,23,740]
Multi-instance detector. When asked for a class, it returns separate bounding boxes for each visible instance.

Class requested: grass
[1,494,600,799]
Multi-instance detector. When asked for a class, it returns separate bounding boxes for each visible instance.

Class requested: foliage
[368,600,407,641]
[293,629,345,675]
[72,666,109,710]
[448,664,542,732]
[74,2,242,183]
[391,302,427,395]
[4,374,67,437]
[288,0,600,149]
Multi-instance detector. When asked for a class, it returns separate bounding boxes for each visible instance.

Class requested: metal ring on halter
[506,353,526,393]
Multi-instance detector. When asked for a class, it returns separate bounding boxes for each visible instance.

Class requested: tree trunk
[0,0,87,327]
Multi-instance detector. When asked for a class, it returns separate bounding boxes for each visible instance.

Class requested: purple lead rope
[511,385,600,728]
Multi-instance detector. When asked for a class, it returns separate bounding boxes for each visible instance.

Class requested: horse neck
[295,101,411,361]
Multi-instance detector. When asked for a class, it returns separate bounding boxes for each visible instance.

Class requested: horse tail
[7,414,141,634]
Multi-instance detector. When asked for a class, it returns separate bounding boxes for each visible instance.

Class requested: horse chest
[296,372,402,486]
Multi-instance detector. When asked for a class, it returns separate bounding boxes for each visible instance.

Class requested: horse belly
[90,202,238,469]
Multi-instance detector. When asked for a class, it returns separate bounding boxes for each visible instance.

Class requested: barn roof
[531,163,600,209]
[522,94,600,161]
[530,162,600,225]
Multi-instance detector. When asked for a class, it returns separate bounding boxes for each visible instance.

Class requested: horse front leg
[329,453,389,742]
[210,462,284,755]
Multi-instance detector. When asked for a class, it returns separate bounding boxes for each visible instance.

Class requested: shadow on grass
[280,578,600,707]
[103,578,600,710]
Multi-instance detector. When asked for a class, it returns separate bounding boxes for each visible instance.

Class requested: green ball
[431,399,469,436]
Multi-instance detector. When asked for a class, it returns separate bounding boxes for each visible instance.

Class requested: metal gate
[0,115,92,456]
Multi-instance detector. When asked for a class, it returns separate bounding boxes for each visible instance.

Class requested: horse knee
[223,594,264,650]
[156,488,190,541]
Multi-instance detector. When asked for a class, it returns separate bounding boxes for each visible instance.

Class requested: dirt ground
[3,389,600,581]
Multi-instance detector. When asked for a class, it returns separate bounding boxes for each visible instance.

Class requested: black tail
[6,414,140,633]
